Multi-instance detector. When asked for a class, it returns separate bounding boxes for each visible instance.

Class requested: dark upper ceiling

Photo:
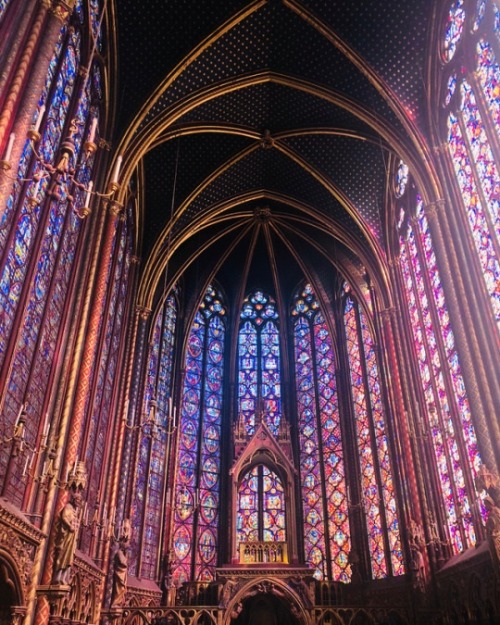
[112,0,436,312]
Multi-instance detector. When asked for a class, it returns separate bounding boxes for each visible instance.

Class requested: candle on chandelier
[111,155,123,185]
[4,132,15,162]
[33,105,46,133]
[88,117,98,144]
[84,180,93,208]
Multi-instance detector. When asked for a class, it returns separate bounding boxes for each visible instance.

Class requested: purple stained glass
[398,197,482,551]
[344,295,404,578]
[238,291,281,435]
[237,465,286,544]
[395,160,409,198]
[448,108,500,329]
[293,284,350,582]
[171,286,225,583]
[0,29,80,369]
[443,0,465,62]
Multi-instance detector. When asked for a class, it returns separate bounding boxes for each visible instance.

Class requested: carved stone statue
[111,538,129,607]
[111,520,131,607]
[52,489,83,585]
[408,518,426,591]
[485,496,500,571]
[476,465,500,506]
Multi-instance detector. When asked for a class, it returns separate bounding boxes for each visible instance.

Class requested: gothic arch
[223,577,311,625]
[0,550,24,618]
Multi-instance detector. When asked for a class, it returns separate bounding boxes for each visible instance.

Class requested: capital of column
[109,200,123,217]
[136,305,152,320]
[379,307,396,321]
[50,0,76,22]
[424,199,446,222]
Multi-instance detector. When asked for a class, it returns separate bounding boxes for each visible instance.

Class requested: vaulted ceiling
[112,0,439,313]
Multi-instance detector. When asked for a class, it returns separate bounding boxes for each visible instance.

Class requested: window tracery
[292,284,350,582]
[238,291,281,436]
[171,285,225,584]
[343,291,404,578]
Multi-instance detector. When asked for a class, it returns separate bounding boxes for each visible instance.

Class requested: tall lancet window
[343,290,404,579]
[238,291,281,436]
[172,286,225,584]
[237,465,286,544]
[130,291,177,579]
[292,284,350,582]
[0,3,102,504]
[397,184,482,552]
[443,0,500,333]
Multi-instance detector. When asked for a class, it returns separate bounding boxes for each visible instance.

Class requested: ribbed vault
[112,0,438,312]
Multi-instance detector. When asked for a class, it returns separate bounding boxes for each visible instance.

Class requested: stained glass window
[237,465,286,544]
[0,9,102,503]
[129,291,177,578]
[238,291,281,436]
[343,292,404,579]
[398,194,482,553]
[292,284,350,582]
[444,0,500,333]
[0,0,11,22]
[171,285,225,584]
[443,0,465,62]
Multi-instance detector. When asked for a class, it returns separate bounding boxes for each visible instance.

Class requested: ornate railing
[238,541,288,564]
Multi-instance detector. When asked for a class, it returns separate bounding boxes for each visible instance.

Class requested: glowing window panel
[344,297,405,578]
[0,0,11,21]
[293,284,350,582]
[443,0,465,62]
[358,308,404,575]
[196,314,224,580]
[0,30,80,368]
[395,160,409,198]
[448,110,500,329]
[172,286,225,584]
[445,71,457,105]
[399,207,481,552]
[476,39,500,126]
[237,465,286,545]
[472,0,486,31]
[416,200,481,543]
[238,292,281,436]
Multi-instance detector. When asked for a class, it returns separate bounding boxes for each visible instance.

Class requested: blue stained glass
[172,286,225,584]
[238,292,282,435]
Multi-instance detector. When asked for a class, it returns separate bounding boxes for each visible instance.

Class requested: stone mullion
[425,200,500,473]
[0,0,73,217]
[116,305,149,525]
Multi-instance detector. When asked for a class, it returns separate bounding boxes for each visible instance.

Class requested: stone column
[33,199,122,625]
